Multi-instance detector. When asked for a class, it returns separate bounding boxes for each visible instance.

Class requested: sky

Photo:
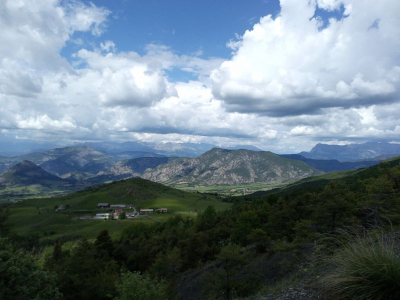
[0,0,399,153]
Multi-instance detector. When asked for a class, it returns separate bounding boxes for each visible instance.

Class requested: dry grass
[320,232,400,300]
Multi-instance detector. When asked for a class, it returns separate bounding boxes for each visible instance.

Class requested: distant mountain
[0,146,114,174]
[0,160,66,187]
[39,146,115,177]
[225,145,262,151]
[80,141,156,154]
[279,154,378,172]
[0,146,167,177]
[106,157,170,177]
[299,142,400,161]
[81,141,263,158]
[110,151,166,161]
[143,148,322,186]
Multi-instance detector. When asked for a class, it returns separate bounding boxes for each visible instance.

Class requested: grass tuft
[320,232,400,300]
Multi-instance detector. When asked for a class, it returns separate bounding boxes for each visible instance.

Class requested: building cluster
[88,203,168,220]
[60,202,169,220]
[140,208,168,214]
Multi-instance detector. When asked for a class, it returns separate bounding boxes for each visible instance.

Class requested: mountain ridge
[0,160,66,187]
[279,154,378,172]
[143,148,322,186]
[299,142,400,161]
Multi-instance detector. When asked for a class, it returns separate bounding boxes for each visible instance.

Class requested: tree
[196,205,217,231]
[46,239,119,300]
[114,272,166,300]
[313,182,356,232]
[202,244,247,300]
[0,208,10,237]
[232,210,260,246]
[119,212,126,219]
[95,229,114,258]
[0,238,62,300]
[247,228,270,253]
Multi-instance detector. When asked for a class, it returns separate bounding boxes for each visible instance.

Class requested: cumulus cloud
[1,0,400,153]
[211,0,400,116]
[72,49,175,107]
[0,0,110,71]
[17,114,77,131]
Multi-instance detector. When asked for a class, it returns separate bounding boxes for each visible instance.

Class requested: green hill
[7,178,232,240]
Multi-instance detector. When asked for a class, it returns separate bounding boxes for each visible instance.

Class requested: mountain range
[2,141,400,198]
[79,141,262,158]
[143,148,322,186]
[299,142,400,161]
[0,146,164,175]
[0,160,75,198]
[279,154,378,172]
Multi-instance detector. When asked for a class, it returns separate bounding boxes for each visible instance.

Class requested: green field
[7,178,232,241]
[171,182,289,196]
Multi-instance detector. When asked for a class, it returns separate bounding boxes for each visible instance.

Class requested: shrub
[114,272,166,300]
[320,232,400,300]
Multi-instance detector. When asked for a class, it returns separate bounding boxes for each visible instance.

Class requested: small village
[54,203,169,220]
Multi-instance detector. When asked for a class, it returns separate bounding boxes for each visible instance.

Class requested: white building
[95,213,111,220]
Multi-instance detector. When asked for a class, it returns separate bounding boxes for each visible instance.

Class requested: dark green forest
[1,160,400,299]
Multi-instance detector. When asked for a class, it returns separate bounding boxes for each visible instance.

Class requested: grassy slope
[172,182,289,196]
[8,178,232,240]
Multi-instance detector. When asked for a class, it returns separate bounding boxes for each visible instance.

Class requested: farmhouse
[157,208,168,213]
[140,209,154,214]
[110,204,127,209]
[97,203,110,208]
[95,213,111,220]
[113,209,124,218]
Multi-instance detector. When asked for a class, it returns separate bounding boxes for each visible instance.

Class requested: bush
[320,232,400,300]
[114,272,166,300]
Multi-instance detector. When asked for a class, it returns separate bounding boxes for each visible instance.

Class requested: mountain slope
[143,148,322,186]
[248,155,400,198]
[0,160,65,186]
[110,151,166,161]
[279,154,378,172]
[87,157,171,184]
[83,141,262,157]
[0,146,117,176]
[39,146,115,177]
[107,157,170,177]
[299,142,400,161]
[0,161,73,200]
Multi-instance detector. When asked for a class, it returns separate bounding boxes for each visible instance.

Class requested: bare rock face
[143,148,322,186]
[106,157,170,177]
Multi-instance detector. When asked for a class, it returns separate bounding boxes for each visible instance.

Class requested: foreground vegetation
[320,232,400,300]
[1,158,400,299]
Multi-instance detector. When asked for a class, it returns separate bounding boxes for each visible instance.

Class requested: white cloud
[100,41,116,53]
[317,0,343,11]
[211,0,400,116]
[17,114,77,131]
[0,0,400,153]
